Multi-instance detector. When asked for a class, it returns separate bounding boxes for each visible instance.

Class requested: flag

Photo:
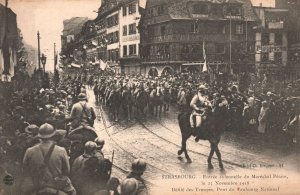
[202,39,207,72]
[100,59,107,70]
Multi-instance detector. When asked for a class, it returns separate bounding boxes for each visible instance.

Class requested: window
[211,5,223,17]
[218,24,225,34]
[215,43,225,54]
[206,43,215,54]
[123,45,127,56]
[262,33,269,45]
[123,25,127,36]
[158,6,165,15]
[235,24,243,34]
[148,8,153,17]
[274,52,282,63]
[275,33,282,45]
[181,44,189,53]
[261,53,269,61]
[191,44,201,53]
[193,3,209,15]
[107,31,119,44]
[108,50,112,61]
[129,3,136,15]
[129,44,137,55]
[107,14,118,27]
[160,25,166,36]
[190,22,199,33]
[148,27,154,36]
[226,5,242,16]
[129,23,136,35]
[123,6,127,16]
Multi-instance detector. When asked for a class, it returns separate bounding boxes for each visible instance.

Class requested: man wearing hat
[70,93,96,130]
[190,85,212,141]
[22,123,74,195]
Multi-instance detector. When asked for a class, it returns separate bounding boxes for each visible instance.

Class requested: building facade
[60,17,89,66]
[276,0,300,79]
[140,0,258,77]
[253,6,288,78]
[60,0,141,75]
[119,0,141,75]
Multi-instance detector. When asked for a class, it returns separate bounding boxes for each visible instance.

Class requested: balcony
[146,34,230,44]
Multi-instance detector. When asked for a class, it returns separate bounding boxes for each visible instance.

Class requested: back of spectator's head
[107,177,120,191]
[25,124,39,136]
[121,178,138,195]
[94,137,105,149]
[84,141,97,155]
[131,159,147,175]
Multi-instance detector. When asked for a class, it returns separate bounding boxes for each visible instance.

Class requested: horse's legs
[178,136,192,163]
[208,142,215,169]
[183,139,192,163]
[215,144,224,170]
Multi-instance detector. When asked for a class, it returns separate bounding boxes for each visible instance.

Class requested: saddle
[190,109,207,129]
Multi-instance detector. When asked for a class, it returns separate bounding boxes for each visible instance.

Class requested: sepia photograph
[0,0,299,194]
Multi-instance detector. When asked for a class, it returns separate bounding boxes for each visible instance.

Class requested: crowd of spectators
[0,70,148,195]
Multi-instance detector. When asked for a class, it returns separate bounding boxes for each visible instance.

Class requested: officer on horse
[190,84,212,142]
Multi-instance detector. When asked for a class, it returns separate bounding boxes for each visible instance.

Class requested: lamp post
[41,53,47,74]
[37,31,41,70]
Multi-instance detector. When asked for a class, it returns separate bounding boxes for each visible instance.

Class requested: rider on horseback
[190,84,212,142]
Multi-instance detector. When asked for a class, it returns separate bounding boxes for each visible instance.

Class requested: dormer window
[226,5,242,16]
[193,3,209,15]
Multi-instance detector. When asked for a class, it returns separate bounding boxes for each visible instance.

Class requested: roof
[146,0,258,23]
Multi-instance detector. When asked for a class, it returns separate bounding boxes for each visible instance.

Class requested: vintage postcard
[0,0,299,194]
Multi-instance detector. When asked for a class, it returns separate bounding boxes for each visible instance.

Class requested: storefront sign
[268,22,284,29]
[123,35,140,42]
[256,45,287,52]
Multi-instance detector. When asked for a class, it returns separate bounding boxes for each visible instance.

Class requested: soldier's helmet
[131,159,147,174]
[84,141,97,155]
[121,178,139,195]
[94,137,105,147]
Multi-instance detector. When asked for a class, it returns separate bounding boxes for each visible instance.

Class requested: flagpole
[229,13,232,75]
[54,43,56,72]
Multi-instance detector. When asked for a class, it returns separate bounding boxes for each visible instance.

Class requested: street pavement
[86,89,300,193]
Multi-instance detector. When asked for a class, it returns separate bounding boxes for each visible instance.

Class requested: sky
[0,0,275,71]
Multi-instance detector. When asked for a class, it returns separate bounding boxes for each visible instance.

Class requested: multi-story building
[61,17,89,67]
[253,5,288,78]
[94,13,107,62]
[140,0,258,77]
[61,17,89,54]
[119,0,141,75]
[275,0,300,79]
[106,9,120,73]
